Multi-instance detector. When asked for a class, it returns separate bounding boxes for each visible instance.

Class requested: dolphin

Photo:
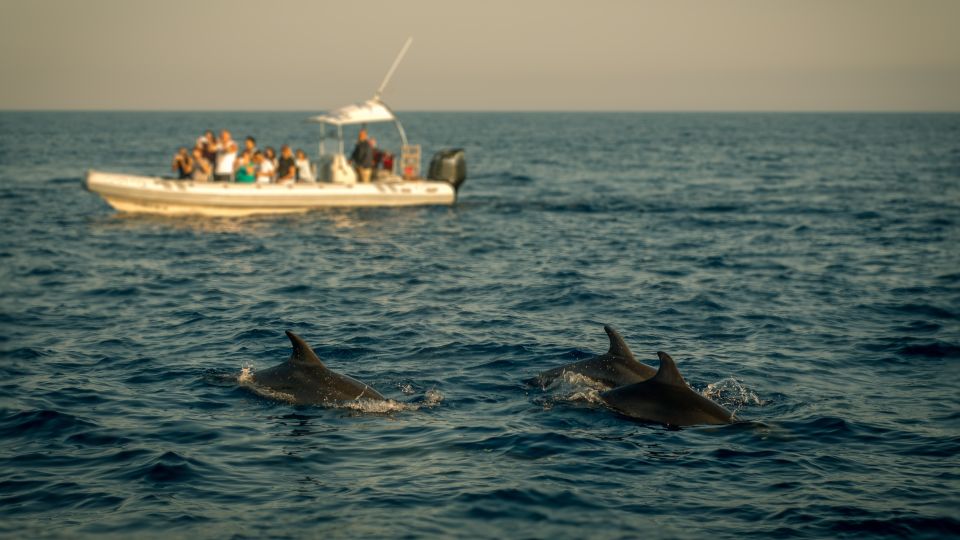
[600,351,733,427]
[250,331,385,405]
[527,325,657,389]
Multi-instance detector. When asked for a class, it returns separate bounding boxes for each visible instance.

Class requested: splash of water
[341,388,445,413]
[422,388,444,406]
[537,371,607,409]
[701,377,764,415]
[549,371,609,392]
[238,366,255,385]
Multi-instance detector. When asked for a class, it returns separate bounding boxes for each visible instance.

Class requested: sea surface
[0,111,958,539]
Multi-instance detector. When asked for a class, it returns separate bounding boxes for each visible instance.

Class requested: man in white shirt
[214,130,238,181]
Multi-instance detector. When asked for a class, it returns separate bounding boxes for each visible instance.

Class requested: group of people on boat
[172,128,397,184]
[171,130,315,184]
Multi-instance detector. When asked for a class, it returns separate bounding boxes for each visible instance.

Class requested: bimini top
[308,99,396,126]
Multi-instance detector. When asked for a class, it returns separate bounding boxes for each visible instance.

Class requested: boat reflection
[87,206,440,237]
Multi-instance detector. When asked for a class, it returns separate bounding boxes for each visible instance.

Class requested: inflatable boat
[84,160,464,217]
[84,38,467,217]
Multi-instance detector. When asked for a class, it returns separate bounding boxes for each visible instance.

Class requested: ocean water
[0,111,958,539]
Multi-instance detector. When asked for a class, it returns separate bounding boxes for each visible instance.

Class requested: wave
[118,451,207,485]
[898,342,960,358]
[0,410,97,439]
[46,177,81,185]
[829,516,960,537]
[889,303,957,320]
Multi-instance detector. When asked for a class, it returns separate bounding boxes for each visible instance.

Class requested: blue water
[1,112,959,538]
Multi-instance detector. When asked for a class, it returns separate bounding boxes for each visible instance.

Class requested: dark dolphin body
[601,351,733,427]
[528,325,657,389]
[250,331,385,405]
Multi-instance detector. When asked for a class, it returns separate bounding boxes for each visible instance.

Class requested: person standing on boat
[294,149,315,182]
[276,145,297,184]
[350,129,374,183]
[197,131,217,165]
[171,147,194,179]
[191,147,212,182]
[243,136,258,159]
[214,130,238,182]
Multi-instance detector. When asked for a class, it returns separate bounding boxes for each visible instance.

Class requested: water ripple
[1,112,958,538]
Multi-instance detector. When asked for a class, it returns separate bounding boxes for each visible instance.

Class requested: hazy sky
[1,0,958,111]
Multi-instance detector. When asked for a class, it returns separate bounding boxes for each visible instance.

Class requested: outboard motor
[427,148,467,191]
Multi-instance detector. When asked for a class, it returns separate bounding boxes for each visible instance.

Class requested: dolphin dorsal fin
[285,331,327,368]
[604,325,636,360]
[652,351,687,387]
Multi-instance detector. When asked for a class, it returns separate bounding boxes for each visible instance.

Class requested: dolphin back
[250,331,386,405]
[601,351,733,427]
[528,325,657,388]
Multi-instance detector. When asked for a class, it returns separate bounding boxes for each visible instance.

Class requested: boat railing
[401,144,421,179]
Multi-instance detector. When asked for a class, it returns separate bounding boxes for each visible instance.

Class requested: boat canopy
[309,98,408,156]
[308,99,396,126]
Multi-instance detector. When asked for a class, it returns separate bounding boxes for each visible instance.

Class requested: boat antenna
[374,37,413,101]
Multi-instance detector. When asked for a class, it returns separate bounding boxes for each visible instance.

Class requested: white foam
[565,387,605,405]
[537,371,607,408]
[701,377,764,415]
[422,388,444,406]
[237,366,255,385]
[547,370,608,392]
[341,389,445,413]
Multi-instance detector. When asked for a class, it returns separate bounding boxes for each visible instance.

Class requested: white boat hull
[84,170,457,216]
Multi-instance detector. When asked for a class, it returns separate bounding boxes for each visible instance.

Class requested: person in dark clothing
[370,137,383,179]
[171,147,193,179]
[243,136,257,158]
[197,131,217,165]
[276,145,297,184]
[350,129,374,183]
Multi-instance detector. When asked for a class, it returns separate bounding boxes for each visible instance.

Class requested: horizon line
[2,108,959,114]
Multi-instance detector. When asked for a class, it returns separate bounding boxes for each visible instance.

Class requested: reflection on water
[88,212,279,235]
[85,204,444,237]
